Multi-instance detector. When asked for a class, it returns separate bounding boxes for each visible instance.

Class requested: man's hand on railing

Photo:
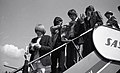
[61,38,72,43]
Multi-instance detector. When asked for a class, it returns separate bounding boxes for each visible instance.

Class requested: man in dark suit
[83,5,103,57]
[66,9,85,69]
[104,11,120,29]
[50,17,66,73]
[29,24,52,73]
[84,5,103,30]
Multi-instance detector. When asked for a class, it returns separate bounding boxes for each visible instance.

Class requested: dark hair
[85,5,95,15]
[68,9,77,16]
[104,11,113,17]
[53,17,63,26]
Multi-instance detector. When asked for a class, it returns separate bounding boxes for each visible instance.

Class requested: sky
[0,0,120,72]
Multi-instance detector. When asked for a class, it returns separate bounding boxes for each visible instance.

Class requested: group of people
[23,5,120,73]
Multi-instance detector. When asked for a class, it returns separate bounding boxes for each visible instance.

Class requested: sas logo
[93,25,120,61]
[105,38,120,49]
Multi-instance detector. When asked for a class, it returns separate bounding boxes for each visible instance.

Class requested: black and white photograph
[0,0,120,73]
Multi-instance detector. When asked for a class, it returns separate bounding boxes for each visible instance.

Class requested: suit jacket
[68,18,85,44]
[29,35,52,66]
[84,11,103,30]
[50,26,65,50]
[106,16,119,29]
[83,11,103,56]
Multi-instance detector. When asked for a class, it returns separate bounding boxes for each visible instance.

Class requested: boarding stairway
[64,25,120,73]
[6,25,120,73]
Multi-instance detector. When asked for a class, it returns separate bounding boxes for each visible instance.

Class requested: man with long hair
[50,17,66,73]
[83,5,103,57]
[66,9,85,69]
[29,24,52,73]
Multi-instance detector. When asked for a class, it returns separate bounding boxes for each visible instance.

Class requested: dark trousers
[51,47,65,73]
[66,42,77,69]
[83,31,95,57]
[22,60,28,73]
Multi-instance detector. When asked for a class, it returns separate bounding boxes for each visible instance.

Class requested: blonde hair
[35,24,46,34]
